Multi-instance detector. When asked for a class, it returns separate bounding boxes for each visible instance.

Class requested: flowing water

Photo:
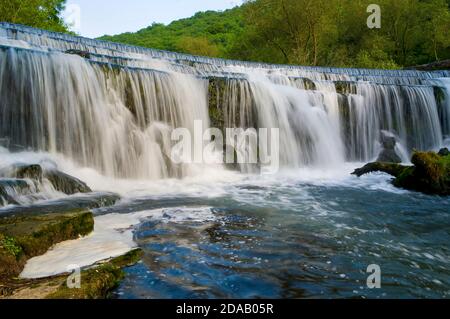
[0,23,449,299]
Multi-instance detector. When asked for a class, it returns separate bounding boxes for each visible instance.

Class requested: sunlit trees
[176,36,220,56]
[0,0,68,32]
[98,0,450,69]
[229,0,450,68]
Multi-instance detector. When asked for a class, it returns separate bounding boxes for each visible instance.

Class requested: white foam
[20,206,215,279]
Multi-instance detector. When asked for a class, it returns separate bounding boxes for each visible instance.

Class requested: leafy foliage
[102,0,450,69]
[229,0,450,68]
[0,235,22,258]
[0,0,69,32]
[100,9,244,58]
[1,0,449,69]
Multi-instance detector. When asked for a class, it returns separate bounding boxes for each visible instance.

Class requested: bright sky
[63,0,243,38]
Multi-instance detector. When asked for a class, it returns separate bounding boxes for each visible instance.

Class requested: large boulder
[394,151,450,195]
[376,131,402,163]
[0,164,92,195]
[44,170,92,195]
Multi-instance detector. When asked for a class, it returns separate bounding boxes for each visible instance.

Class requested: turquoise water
[110,174,450,299]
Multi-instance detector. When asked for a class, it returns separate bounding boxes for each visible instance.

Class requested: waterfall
[1,23,449,179]
[0,41,209,179]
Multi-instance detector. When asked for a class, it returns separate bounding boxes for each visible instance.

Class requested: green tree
[100,0,450,69]
[230,0,450,68]
[0,0,68,32]
[176,36,220,57]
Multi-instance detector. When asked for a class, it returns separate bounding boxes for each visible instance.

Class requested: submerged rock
[0,179,32,206]
[0,164,43,182]
[0,164,92,195]
[353,151,450,196]
[376,131,402,163]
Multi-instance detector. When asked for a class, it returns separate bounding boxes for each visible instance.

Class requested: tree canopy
[102,0,450,69]
[100,9,244,59]
[1,0,449,69]
[228,0,450,68]
[0,0,69,32]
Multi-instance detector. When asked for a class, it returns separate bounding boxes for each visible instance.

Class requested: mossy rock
[394,152,450,195]
[208,77,226,130]
[46,249,143,299]
[1,249,143,299]
[353,151,450,196]
[0,210,94,279]
[352,162,409,178]
[334,81,357,95]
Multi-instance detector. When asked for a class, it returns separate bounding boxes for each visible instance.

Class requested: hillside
[98,0,450,69]
[98,7,244,58]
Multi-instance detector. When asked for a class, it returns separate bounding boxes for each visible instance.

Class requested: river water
[0,23,449,299]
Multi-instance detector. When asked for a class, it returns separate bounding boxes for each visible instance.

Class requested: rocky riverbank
[0,164,142,299]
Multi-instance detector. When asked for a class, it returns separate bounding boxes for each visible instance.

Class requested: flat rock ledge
[0,207,142,299]
[352,149,450,196]
[0,209,94,282]
[1,249,143,299]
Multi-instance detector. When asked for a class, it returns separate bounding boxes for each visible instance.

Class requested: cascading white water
[0,23,449,181]
[0,45,209,180]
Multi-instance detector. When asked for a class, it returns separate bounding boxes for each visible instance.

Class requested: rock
[334,81,357,95]
[353,151,450,196]
[0,179,32,206]
[0,192,120,217]
[377,149,402,163]
[65,49,91,59]
[0,164,91,195]
[0,210,94,280]
[352,162,408,178]
[0,164,43,182]
[380,131,397,149]
[376,131,402,163]
[394,151,450,195]
[46,249,143,299]
[45,170,92,195]
[1,249,143,299]
[438,148,450,157]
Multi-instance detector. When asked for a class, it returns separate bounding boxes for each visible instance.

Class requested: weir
[1,23,449,179]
